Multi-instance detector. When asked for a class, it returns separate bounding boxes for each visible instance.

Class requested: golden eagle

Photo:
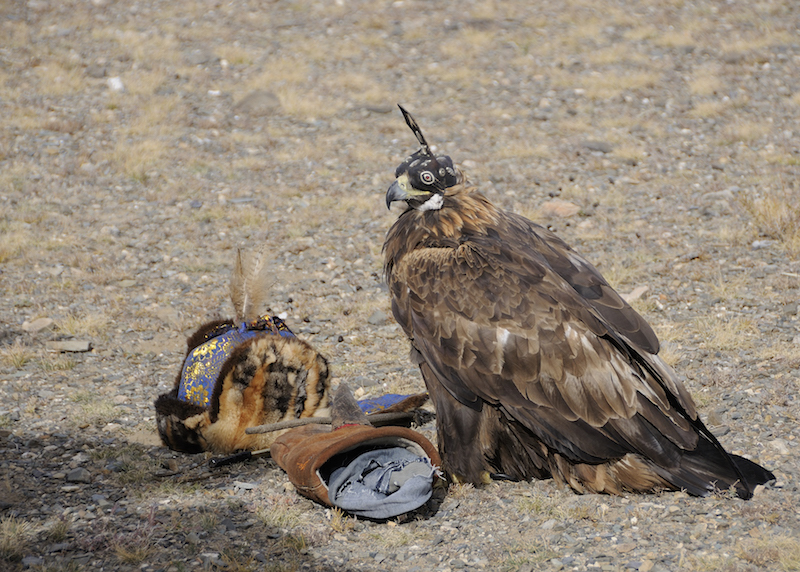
[382,105,774,498]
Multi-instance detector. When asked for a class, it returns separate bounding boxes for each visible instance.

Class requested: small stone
[703,190,735,202]
[106,460,125,472]
[46,340,92,352]
[234,90,282,117]
[639,560,655,572]
[22,317,54,332]
[155,306,180,326]
[66,468,91,483]
[368,310,388,326]
[622,285,649,303]
[186,49,215,66]
[539,199,581,218]
[85,63,107,78]
[233,481,257,490]
[769,438,790,455]
[107,76,124,92]
[200,553,222,567]
[581,140,613,153]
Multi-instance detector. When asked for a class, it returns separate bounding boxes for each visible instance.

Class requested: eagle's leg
[418,363,490,485]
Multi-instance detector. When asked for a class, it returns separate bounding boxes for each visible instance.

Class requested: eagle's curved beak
[385,176,409,209]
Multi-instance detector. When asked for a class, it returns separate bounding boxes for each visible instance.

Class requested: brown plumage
[383,105,774,499]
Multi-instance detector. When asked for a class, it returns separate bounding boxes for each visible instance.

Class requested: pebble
[45,340,92,352]
[233,481,257,490]
[22,556,44,567]
[233,90,282,117]
[581,140,613,153]
[368,310,388,325]
[22,317,54,332]
[66,468,91,483]
[107,76,124,92]
[539,199,581,218]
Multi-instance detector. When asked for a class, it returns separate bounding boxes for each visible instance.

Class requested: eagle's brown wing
[389,213,701,471]
[527,215,661,355]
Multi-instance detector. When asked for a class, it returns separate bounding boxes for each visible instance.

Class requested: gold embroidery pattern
[177,316,295,408]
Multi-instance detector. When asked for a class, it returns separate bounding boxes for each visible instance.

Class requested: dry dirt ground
[2,0,800,570]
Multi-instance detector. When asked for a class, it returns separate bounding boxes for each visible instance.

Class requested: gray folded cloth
[327,447,436,519]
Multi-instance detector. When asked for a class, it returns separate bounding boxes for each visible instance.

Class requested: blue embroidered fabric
[177,316,294,408]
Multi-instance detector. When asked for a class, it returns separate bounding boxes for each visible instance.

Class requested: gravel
[2,0,800,570]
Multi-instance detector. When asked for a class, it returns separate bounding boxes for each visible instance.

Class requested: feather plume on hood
[229,246,274,323]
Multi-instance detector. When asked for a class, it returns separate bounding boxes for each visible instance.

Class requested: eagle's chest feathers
[385,187,501,268]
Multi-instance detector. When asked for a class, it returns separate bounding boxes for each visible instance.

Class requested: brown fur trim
[161,322,332,454]
[199,334,331,453]
[376,392,430,414]
[154,390,210,453]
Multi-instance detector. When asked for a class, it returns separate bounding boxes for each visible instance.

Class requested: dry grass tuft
[690,100,733,118]
[368,527,416,549]
[736,533,800,570]
[107,138,169,183]
[38,351,77,372]
[328,508,355,534]
[71,396,119,431]
[220,547,258,572]
[45,517,71,543]
[0,227,29,263]
[737,183,800,256]
[516,489,592,521]
[692,314,759,352]
[256,496,304,530]
[654,29,696,49]
[689,71,723,97]
[57,310,108,337]
[0,340,35,369]
[110,508,158,564]
[0,516,34,562]
[448,482,475,499]
[719,121,771,144]
[34,63,84,97]
[580,71,661,99]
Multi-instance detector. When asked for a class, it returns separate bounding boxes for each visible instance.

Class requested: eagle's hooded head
[386,105,460,212]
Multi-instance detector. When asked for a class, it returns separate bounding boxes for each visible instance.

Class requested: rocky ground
[2,0,800,570]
